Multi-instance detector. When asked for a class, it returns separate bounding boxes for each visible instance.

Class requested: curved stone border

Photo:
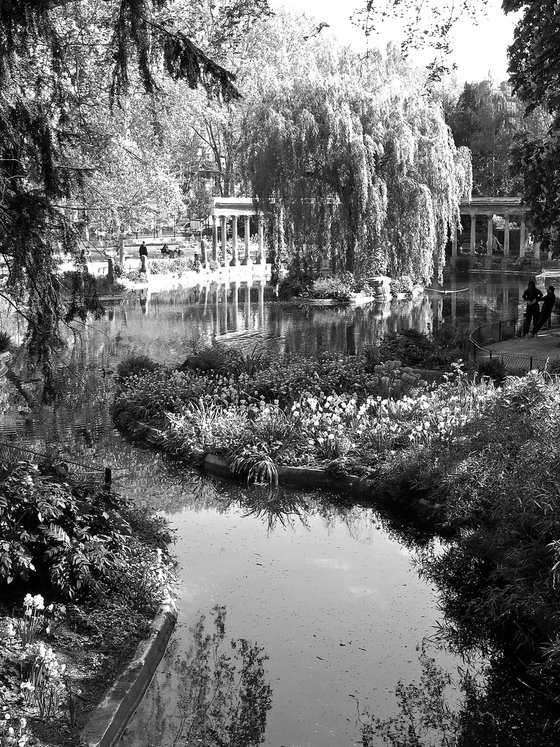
[203,455,440,519]
[81,597,178,747]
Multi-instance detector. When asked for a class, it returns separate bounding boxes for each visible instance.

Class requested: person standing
[139,242,148,273]
[534,286,557,335]
[522,279,543,336]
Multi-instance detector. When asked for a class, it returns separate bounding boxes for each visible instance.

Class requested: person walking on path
[533,285,557,336]
[522,279,543,336]
[139,242,148,273]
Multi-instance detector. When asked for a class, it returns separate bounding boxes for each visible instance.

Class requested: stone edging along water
[80,597,178,747]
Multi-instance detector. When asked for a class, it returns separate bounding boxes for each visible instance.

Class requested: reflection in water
[361,643,560,747]
[120,606,273,747]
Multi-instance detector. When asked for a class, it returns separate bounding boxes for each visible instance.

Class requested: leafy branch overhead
[0,0,243,385]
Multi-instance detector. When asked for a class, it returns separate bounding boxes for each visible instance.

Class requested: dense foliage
[0,0,243,378]
[242,49,472,284]
[112,343,476,482]
[0,461,171,606]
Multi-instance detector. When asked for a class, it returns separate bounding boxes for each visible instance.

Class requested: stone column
[231,216,239,266]
[243,216,252,265]
[520,214,526,257]
[503,213,510,257]
[212,216,218,263]
[470,213,476,256]
[257,215,265,264]
[220,216,228,266]
[487,215,494,255]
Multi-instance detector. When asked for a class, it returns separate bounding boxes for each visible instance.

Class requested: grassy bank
[0,461,173,747]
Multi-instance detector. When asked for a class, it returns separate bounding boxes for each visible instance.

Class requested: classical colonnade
[451,197,529,263]
[203,197,266,267]
[210,196,531,271]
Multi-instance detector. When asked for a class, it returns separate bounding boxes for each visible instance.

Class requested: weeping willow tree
[242,51,472,285]
[0,0,239,389]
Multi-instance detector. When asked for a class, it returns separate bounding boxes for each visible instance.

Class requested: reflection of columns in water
[502,286,509,318]
[221,284,228,334]
[257,280,265,328]
[213,284,219,335]
[202,284,208,315]
[431,295,442,330]
[451,292,457,327]
[486,283,493,324]
[231,282,239,332]
[244,281,252,330]
[469,286,475,325]
[504,213,510,257]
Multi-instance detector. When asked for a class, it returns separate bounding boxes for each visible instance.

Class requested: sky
[268,0,518,85]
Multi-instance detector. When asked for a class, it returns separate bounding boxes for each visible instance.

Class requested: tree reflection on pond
[120,606,272,747]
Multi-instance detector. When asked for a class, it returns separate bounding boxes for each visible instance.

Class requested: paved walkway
[485,328,560,369]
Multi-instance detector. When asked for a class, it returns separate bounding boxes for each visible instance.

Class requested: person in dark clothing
[139,242,148,272]
[522,280,543,336]
[533,286,556,335]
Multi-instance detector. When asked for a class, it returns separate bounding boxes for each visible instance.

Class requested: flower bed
[112,344,493,490]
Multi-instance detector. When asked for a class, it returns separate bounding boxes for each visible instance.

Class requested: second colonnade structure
[205,197,266,268]
[451,197,529,266]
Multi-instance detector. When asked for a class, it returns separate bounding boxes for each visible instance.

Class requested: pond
[0,273,538,745]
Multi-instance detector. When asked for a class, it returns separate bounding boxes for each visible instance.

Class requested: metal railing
[468,315,560,373]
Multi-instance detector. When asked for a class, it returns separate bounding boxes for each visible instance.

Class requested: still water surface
[1,274,530,745]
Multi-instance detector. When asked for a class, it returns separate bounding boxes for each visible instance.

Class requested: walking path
[485,328,560,370]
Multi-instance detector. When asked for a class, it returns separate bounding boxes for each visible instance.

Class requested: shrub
[477,356,507,384]
[116,354,159,383]
[0,462,172,608]
[0,463,131,599]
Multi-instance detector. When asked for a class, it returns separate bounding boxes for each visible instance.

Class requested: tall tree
[242,45,471,284]
[0,0,240,382]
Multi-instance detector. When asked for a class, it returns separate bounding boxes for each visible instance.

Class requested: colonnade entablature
[207,197,265,267]
[453,197,530,264]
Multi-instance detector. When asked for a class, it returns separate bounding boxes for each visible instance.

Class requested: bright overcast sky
[269,0,519,84]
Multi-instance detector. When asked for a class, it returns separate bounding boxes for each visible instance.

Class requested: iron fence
[0,440,112,488]
[468,315,560,373]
